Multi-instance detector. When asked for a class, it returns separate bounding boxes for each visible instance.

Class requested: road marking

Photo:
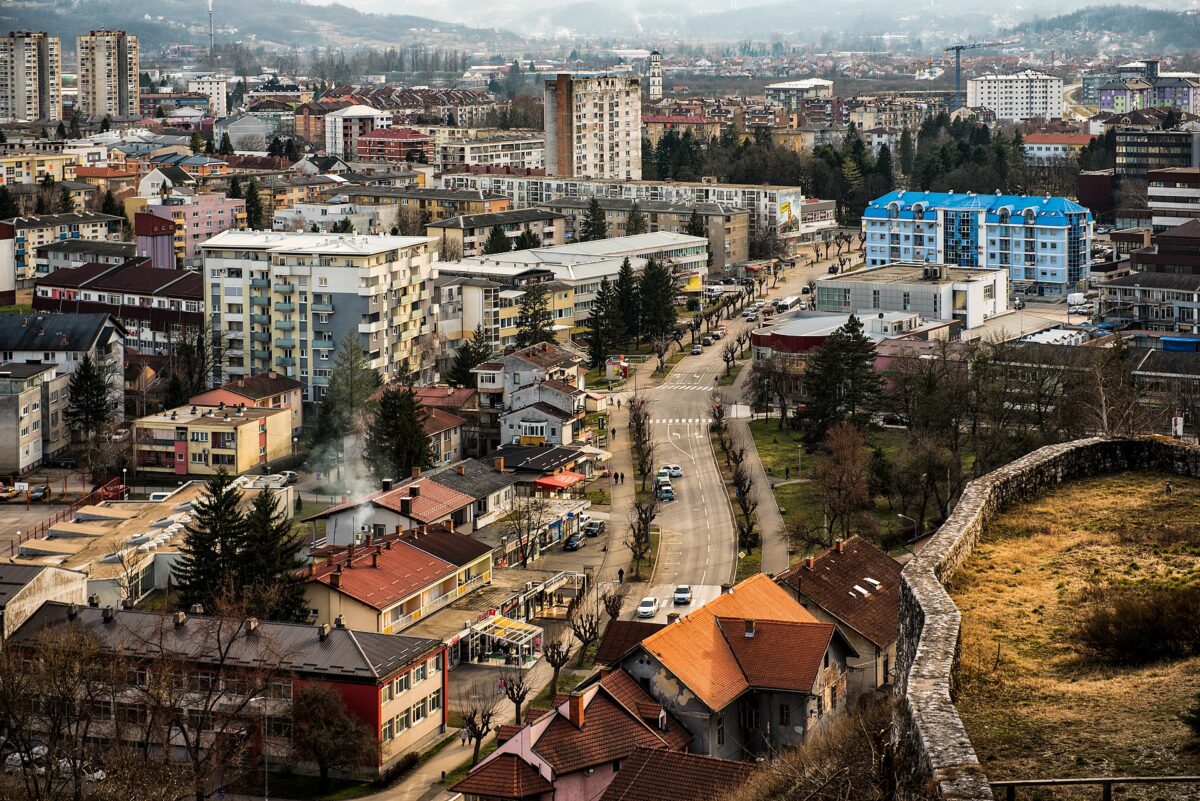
[652,418,710,425]
[659,384,713,392]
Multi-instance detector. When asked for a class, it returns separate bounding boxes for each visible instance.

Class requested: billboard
[776,189,805,238]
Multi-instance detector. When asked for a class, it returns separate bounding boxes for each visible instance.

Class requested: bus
[774,295,801,312]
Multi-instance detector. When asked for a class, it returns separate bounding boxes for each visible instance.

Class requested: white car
[673,585,693,605]
[660,464,683,478]
[636,597,660,618]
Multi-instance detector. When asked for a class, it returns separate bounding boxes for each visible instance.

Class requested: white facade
[0,32,61,122]
[765,78,834,109]
[323,105,393,158]
[186,75,228,118]
[437,136,544,171]
[966,70,1063,123]
[544,74,641,180]
[815,262,1009,329]
[648,52,663,101]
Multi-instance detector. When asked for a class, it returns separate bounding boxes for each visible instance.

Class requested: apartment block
[128,193,247,268]
[336,186,511,223]
[1116,130,1200,179]
[0,312,124,413]
[0,151,77,186]
[0,31,61,122]
[544,74,642,180]
[356,128,435,164]
[76,29,139,119]
[862,190,1093,297]
[32,257,203,353]
[966,70,1063,122]
[0,362,69,472]
[765,78,834,110]
[641,115,721,147]
[7,211,123,281]
[436,134,544,172]
[132,403,293,477]
[324,105,392,158]
[200,230,439,399]
[1147,167,1200,231]
[426,208,566,258]
[186,75,228,118]
[439,172,836,248]
[814,262,1009,329]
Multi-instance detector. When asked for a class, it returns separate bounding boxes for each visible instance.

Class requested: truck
[1067,292,1087,307]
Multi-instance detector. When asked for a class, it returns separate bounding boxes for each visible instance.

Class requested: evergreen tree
[803,315,881,443]
[625,201,648,236]
[240,489,308,622]
[515,283,556,348]
[204,136,215,155]
[0,186,16,220]
[189,132,206,153]
[323,333,382,440]
[482,224,511,254]
[100,116,111,132]
[447,324,492,387]
[285,138,302,161]
[685,208,707,238]
[0,129,6,144]
[586,277,617,369]
[58,186,74,213]
[173,471,247,610]
[228,175,243,199]
[615,256,639,347]
[100,189,121,217]
[637,258,677,341]
[331,218,355,233]
[244,177,263,228]
[267,136,284,157]
[64,354,112,438]
[579,197,607,241]
[68,113,81,140]
[34,195,47,215]
[875,144,895,189]
[513,229,541,250]
[363,386,435,481]
[218,132,234,155]
[898,128,915,175]
[55,121,66,140]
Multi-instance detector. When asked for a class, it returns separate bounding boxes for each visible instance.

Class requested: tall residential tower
[544,74,642,180]
[76,29,139,119]
[0,32,61,122]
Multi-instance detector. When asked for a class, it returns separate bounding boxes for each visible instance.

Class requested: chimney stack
[494,457,505,473]
[457,464,466,475]
[568,692,585,728]
[382,478,394,491]
[410,484,421,498]
[318,622,330,641]
[101,606,115,623]
[332,566,343,588]
[666,612,680,624]
[411,466,421,479]
[334,614,345,628]
[371,550,379,568]
[246,617,259,632]
[837,539,845,554]
[189,603,204,615]
[805,556,815,570]
[744,619,756,638]
[448,519,455,533]
[66,603,79,620]
[400,497,412,517]
[174,610,187,627]
[87,594,100,608]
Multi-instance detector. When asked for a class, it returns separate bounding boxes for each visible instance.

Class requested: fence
[991,776,1200,801]
[9,476,123,555]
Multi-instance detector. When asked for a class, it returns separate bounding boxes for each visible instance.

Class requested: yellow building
[337,187,511,223]
[0,151,77,186]
[496,281,575,345]
[132,404,293,477]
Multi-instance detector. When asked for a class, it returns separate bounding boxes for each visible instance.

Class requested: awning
[473,614,542,648]
[577,445,610,461]
[535,471,586,489]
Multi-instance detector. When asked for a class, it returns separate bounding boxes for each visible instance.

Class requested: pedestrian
[1166,481,1174,496]
[611,427,617,440]
[618,568,625,584]
[620,472,625,484]
[460,727,468,748]
[617,398,622,410]
[785,465,790,479]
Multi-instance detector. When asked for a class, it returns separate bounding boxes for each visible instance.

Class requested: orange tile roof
[637,574,821,711]
[717,617,834,693]
[598,747,755,801]
[307,478,474,525]
[308,539,457,611]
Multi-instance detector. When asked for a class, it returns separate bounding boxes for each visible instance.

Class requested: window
[393,672,410,695]
[395,708,410,733]
[383,718,394,741]
[383,683,394,703]
[413,662,427,683]
[716,714,725,746]
[779,703,791,727]
[411,697,427,724]
[429,688,442,712]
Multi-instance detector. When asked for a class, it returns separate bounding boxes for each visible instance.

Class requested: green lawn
[0,304,34,314]
[716,361,746,386]
[735,549,762,582]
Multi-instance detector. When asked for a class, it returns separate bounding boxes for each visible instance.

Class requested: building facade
[966,70,1063,122]
[426,209,567,258]
[132,403,293,476]
[76,29,139,119]
[815,262,1009,329]
[0,31,61,122]
[765,78,834,110]
[357,128,435,164]
[1147,167,1200,231]
[324,105,393,158]
[0,362,69,472]
[7,211,123,282]
[1115,128,1200,178]
[186,75,228,118]
[436,135,544,172]
[200,230,439,398]
[862,191,1093,297]
[544,74,642,180]
[133,193,247,268]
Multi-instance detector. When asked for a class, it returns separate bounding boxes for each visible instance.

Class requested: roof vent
[318,622,331,640]
[334,614,345,629]
[189,603,204,615]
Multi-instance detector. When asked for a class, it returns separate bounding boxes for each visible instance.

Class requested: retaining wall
[895,437,1200,800]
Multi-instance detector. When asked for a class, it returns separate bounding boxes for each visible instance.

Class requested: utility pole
[208,0,215,69]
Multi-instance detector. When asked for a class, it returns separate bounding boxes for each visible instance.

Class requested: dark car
[29,485,51,502]
[563,533,586,551]
[48,455,77,469]
[721,277,735,285]
[801,286,811,295]
[828,264,840,274]
[583,520,605,538]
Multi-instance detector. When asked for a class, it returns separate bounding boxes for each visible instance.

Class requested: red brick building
[357,128,435,164]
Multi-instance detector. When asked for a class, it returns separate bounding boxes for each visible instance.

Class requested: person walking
[618,568,625,584]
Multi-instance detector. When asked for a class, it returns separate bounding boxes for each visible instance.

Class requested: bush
[374,751,419,788]
[1180,694,1200,738]
[1075,583,1200,664]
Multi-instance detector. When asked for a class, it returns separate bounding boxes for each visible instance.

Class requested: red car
[100,484,129,501]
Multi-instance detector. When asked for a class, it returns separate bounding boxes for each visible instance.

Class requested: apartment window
[779,703,791,727]
[393,672,410,695]
[383,683,394,703]
[411,698,427,724]
[871,289,880,309]
[902,291,911,310]
[382,718,393,741]
[429,689,442,712]
[395,708,410,733]
[413,662,427,683]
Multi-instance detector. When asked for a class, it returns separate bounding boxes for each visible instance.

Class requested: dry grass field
[950,472,1200,798]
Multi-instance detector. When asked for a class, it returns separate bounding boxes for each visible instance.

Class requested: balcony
[274,302,294,313]
[274,320,295,331]
[313,338,335,350]
[388,574,484,631]
[251,314,269,325]
[275,337,295,348]
[250,295,270,307]
[275,356,296,368]
[250,331,270,343]
[273,282,295,294]
[311,375,329,386]
[251,349,270,361]
[251,278,270,288]
[312,302,334,313]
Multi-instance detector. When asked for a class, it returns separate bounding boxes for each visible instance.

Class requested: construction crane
[944,40,1018,110]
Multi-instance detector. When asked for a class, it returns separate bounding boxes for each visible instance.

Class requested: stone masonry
[896,437,1200,800]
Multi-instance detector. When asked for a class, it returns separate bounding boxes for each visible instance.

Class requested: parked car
[279,470,299,485]
[48,455,77,469]
[711,329,724,340]
[660,464,683,478]
[658,483,675,502]
[801,286,811,295]
[563,533,586,551]
[754,300,767,308]
[691,344,703,355]
[673,585,693,605]
[29,485,51,502]
[828,264,840,274]
[744,313,758,322]
[721,277,735,285]
[583,520,605,538]
[100,484,129,501]
[636,597,660,618]
[0,486,18,501]
[701,336,713,346]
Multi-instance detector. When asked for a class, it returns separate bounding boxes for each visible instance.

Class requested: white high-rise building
[648,51,663,101]
[0,32,61,122]
[187,75,228,118]
[544,74,641,180]
[76,29,139,119]
[323,104,392,158]
[966,69,1063,123]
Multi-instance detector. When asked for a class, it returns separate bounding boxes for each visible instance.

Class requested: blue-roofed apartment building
[862,190,1093,297]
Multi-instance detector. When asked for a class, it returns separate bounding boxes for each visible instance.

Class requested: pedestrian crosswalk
[650,418,711,426]
[658,383,713,392]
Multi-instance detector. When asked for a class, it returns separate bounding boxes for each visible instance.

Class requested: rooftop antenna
[208,0,215,69]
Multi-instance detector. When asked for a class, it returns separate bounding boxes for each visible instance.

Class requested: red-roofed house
[306,475,477,544]
[425,407,466,465]
[452,669,690,801]
[620,574,857,759]
[189,371,305,432]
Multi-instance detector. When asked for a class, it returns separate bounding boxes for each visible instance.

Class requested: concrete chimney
[805,556,815,570]
[400,497,413,517]
[334,614,345,628]
[410,484,421,497]
[382,478,394,491]
[411,466,421,479]
[318,622,330,641]
[331,566,343,588]
[837,539,845,554]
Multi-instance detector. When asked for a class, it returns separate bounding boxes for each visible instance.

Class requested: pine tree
[323,333,382,441]
[189,132,205,153]
[228,176,243,199]
[331,218,355,233]
[615,256,639,347]
[898,129,915,175]
[100,189,120,216]
[0,186,16,220]
[875,144,895,191]
[482,224,511,254]
[586,277,617,369]
[625,201,648,236]
[173,471,247,610]
[58,186,74,213]
[244,178,263,229]
[637,258,677,341]
[513,229,541,250]
[686,208,707,238]
[515,283,556,348]
[55,121,66,140]
[241,489,308,622]
[803,315,881,444]
[267,137,284,157]
[447,324,492,387]
[218,132,234,155]
[363,386,435,481]
[285,138,302,161]
[579,197,607,241]
[64,354,112,438]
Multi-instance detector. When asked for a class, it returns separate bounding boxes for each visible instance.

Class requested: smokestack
[208,0,215,67]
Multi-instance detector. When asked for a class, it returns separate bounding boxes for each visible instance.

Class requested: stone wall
[895,437,1200,801]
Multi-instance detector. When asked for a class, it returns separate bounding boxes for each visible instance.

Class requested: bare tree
[541,631,575,698]
[627,393,657,491]
[500,496,552,567]
[651,334,671,373]
[437,233,463,262]
[625,494,658,580]
[728,444,760,552]
[499,666,535,723]
[601,589,624,620]
[568,604,601,668]
[452,678,503,767]
[722,340,739,376]
[812,422,872,540]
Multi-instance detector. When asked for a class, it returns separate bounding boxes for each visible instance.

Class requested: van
[1067,292,1087,307]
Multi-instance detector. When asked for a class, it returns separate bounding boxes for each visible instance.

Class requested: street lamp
[897,513,918,534]
[122,468,127,498]
[250,696,270,801]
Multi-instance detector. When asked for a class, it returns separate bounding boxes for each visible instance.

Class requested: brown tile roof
[397,527,491,567]
[595,620,665,665]
[775,536,901,647]
[508,342,582,370]
[596,670,690,751]
[306,478,474,526]
[307,539,458,611]
[598,747,756,801]
[220,371,304,400]
[422,407,467,436]
[405,385,478,410]
[636,574,821,711]
[451,753,553,798]
[717,617,834,694]
[532,692,672,774]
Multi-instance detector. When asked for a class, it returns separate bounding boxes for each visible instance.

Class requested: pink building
[141,193,247,268]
